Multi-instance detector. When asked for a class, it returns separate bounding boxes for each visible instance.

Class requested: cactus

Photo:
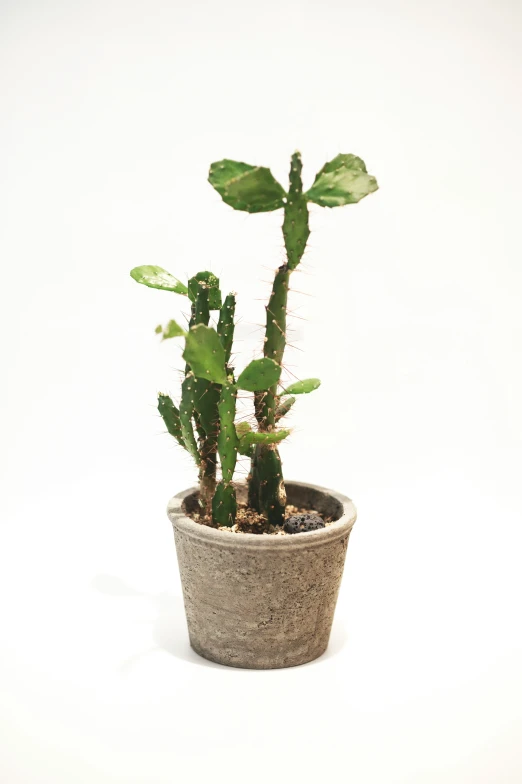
[217,293,236,364]
[208,150,378,526]
[179,374,200,465]
[131,150,378,530]
[157,393,184,449]
[281,378,321,395]
[275,396,295,422]
[282,152,310,270]
[214,379,239,525]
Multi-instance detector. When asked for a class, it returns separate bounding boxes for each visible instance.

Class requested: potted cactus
[131,152,378,668]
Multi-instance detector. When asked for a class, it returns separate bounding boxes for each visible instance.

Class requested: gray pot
[167,481,356,669]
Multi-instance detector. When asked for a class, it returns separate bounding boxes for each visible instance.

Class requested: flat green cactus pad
[183,324,227,385]
[130,265,188,294]
[209,159,286,213]
[306,154,378,207]
[237,358,281,392]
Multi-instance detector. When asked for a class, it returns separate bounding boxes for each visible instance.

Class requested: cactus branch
[179,374,200,466]
[217,293,236,365]
[282,152,310,270]
[157,393,185,449]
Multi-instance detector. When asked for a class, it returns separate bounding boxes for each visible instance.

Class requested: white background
[2,0,522,781]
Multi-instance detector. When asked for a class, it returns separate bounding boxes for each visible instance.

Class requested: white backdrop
[2,1,522,781]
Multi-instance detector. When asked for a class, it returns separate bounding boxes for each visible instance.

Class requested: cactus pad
[130,266,188,294]
[209,159,286,213]
[237,358,281,392]
[157,319,186,340]
[281,378,321,395]
[183,324,227,385]
[306,154,378,207]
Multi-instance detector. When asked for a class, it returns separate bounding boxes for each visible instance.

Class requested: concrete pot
[167,481,356,669]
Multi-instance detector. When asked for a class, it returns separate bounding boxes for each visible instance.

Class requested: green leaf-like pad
[237,358,282,392]
[130,266,188,294]
[158,319,186,340]
[188,271,222,310]
[183,324,227,385]
[209,159,286,213]
[239,428,290,450]
[281,378,321,395]
[306,154,378,207]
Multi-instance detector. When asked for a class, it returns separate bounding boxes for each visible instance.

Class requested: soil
[188,501,333,535]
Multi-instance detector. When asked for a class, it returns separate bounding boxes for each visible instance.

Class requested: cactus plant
[130,151,378,528]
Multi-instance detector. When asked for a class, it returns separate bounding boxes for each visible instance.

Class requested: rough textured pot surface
[167,481,356,669]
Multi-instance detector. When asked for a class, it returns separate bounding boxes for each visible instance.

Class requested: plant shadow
[92,573,347,672]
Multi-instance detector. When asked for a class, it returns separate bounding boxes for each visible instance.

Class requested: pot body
[167,481,356,669]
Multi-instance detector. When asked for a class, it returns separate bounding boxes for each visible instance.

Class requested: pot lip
[167,480,356,550]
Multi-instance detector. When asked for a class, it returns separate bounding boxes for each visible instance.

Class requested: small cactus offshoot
[131,151,378,528]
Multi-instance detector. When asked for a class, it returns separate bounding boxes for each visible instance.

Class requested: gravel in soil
[188,502,333,535]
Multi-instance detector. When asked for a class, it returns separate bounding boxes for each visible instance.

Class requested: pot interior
[181,481,344,523]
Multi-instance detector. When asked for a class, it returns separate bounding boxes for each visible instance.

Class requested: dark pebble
[283,513,325,535]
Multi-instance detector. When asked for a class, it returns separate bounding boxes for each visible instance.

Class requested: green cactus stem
[179,374,200,466]
[282,152,310,270]
[212,481,237,527]
[251,446,286,525]
[214,380,239,526]
[188,271,222,310]
[190,281,221,509]
[217,381,239,484]
[157,393,185,449]
[217,293,236,365]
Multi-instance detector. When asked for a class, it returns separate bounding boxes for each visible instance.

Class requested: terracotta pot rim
[167,480,357,550]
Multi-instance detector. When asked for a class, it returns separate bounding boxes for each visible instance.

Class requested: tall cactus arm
[217,382,239,484]
[190,280,220,508]
[217,293,236,365]
[258,264,290,428]
[282,152,310,270]
[213,380,239,526]
[179,375,200,465]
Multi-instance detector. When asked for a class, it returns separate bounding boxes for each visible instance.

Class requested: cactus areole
[131,151,378,529]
